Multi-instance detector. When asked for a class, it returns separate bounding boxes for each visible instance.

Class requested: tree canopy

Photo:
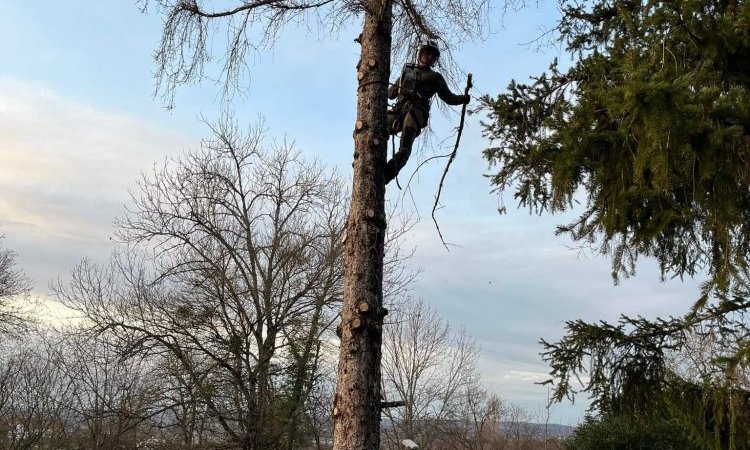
[58,120,348,449]
[482,0,750,292]
[541,288,750,448]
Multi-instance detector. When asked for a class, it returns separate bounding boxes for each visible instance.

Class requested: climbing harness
[388,100,414,134]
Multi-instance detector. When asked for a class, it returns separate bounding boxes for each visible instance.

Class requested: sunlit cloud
[0,78,194,293]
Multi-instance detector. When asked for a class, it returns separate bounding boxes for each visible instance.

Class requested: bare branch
[431,73,472,249]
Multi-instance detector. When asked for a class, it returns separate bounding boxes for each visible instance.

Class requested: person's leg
[385,112,421,183]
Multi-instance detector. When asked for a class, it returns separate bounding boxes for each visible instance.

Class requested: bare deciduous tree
[50,329,163,450]
[57,119,347,450]
[0,337,76,450]
[666,325,750,390]
[0,236,34,336]
[381,297,490,449]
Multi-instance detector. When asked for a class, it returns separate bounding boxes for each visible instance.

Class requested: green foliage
[541,287,750,406]
[482,0,750,291]
[667,378,750,450]
[562,378,750,450]
[541,281,750,449]
[490,3,750,447]
[565,413,704,450]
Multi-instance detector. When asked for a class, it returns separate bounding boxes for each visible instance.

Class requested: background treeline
[0,307,566,450]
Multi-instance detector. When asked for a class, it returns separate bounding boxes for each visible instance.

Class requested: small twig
[403,151,452,193]
[432,73,472,250]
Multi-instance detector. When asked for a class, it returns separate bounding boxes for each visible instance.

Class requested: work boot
[384,117,420,184]
[385,144,412,184]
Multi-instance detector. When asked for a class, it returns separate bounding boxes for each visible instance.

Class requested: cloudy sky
[1,1,703,424]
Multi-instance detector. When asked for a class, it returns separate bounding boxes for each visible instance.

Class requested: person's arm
[435,73,469,105]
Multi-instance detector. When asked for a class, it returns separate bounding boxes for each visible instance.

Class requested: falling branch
[432,73,472,249]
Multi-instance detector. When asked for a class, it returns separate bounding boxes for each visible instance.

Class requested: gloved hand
[461,94,471,105]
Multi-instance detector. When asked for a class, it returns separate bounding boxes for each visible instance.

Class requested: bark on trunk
[331,1,393,449]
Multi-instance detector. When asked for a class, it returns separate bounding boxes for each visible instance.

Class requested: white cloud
[0,78,194,294]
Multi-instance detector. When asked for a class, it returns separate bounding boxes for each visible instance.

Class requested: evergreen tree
[482,0,750,292]
[565,413,704,450]
[542,293,750,449]
[482,2,750,448]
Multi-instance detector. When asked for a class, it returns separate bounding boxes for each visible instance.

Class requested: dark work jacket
[388,66,465,126]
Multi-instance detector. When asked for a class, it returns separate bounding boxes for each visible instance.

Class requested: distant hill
[381,418,575,439]
[500,421,575,438]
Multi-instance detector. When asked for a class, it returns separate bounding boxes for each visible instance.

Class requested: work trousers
[385,106,425,183]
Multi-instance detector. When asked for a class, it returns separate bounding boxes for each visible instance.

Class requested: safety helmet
[418,39,440,60]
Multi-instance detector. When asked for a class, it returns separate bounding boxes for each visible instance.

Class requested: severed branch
[379,400,406,409]
[431,73,472,250]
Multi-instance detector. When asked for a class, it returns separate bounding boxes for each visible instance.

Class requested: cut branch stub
[379,400,405,409]
[355,120,365,132]
[367,58,377,68]
[351,317,362,329]
[358,71,365,81]
[358,301,370,313]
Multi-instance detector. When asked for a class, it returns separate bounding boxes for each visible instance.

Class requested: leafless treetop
[139,0,489,107]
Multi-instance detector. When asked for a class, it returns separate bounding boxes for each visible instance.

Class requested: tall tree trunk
[332,1,392,449]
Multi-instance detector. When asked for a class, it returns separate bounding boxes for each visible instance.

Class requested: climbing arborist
[385,39,470,184]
